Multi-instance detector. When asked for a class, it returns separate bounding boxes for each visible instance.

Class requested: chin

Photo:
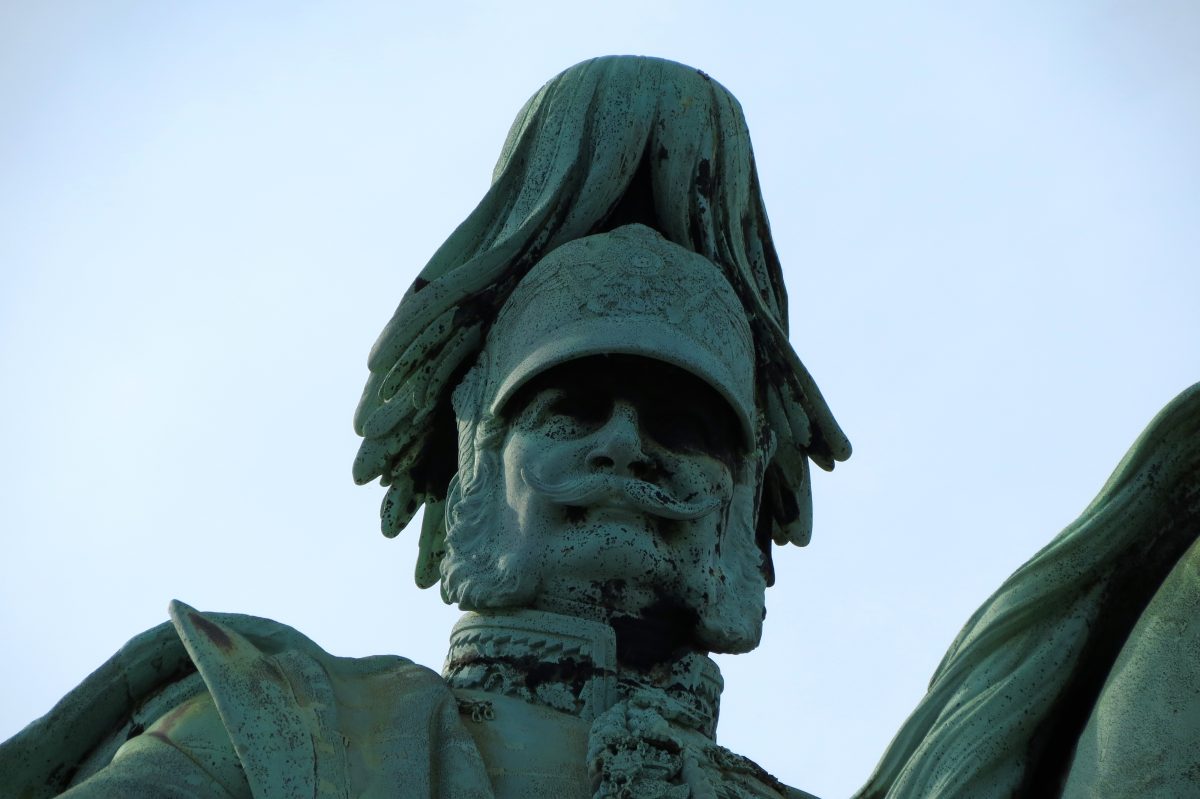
[695,594,765,654]
[683,546,768,653]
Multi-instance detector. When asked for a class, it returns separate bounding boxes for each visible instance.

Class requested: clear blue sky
[1,3,1197,797]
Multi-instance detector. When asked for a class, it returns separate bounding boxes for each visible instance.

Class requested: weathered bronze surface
[2,54,1197,799]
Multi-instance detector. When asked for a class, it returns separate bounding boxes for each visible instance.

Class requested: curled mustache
[522,466,723,521]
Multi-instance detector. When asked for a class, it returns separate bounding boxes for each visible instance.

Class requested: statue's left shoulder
[1061,534,1200,797]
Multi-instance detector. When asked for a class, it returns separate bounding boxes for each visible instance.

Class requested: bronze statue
[2,57,848,799]
[3,54,1197,799]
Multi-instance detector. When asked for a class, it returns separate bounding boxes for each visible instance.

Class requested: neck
[442,608,723,739]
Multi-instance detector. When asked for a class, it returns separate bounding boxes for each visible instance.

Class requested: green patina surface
[2,54,1197,799]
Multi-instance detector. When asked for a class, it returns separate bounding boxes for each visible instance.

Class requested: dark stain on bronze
[190,612,233,652]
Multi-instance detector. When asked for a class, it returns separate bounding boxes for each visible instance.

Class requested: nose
[587,401,652,478]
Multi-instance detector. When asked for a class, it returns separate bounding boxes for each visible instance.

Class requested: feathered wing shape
[853,382,1200,799]
[353,56,851,570]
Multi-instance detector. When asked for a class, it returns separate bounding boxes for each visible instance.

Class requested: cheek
[500,433,590,511]
[500,434,545,505]
[503,432,590,483]
[501,441,527,505]
[666,455,734,501]
[662,458,735,556]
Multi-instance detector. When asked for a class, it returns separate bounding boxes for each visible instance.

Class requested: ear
[414,482,453,588]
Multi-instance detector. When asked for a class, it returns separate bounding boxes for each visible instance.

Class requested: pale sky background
[1,3,1197,797]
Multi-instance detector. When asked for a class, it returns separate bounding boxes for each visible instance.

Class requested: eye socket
[642,404,739,466]
[500,355,746,463]
[503,359,613,437]
[547,389,611,426]
[508,386,612,440]
[537,389,613,440]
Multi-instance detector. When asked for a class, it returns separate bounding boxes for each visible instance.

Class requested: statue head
[353,55,851,657]
[441,225,768,653]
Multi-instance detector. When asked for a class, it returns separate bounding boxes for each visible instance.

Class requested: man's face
[496,355,752,637]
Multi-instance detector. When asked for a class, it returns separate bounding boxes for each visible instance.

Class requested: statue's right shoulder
[2,602,484,799]
[1,606,211,798]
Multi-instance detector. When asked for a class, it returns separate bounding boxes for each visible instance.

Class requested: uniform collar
[442,609,722,739]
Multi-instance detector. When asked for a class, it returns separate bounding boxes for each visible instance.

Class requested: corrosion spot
[190,613,233,652]
[696,159,713,199]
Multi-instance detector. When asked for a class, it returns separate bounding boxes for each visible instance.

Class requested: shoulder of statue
[0,601,455,798]
[0,606,205,797]
[165,600,460,797]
